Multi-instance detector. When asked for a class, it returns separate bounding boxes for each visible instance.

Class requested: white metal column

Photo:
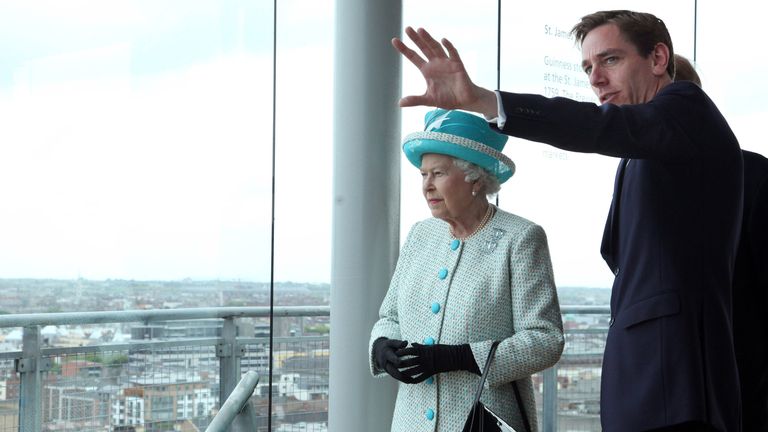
[330,1,402,431]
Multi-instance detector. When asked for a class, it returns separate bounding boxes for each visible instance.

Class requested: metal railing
[0,305,608,432]
[0,306,330,432]
[206,371,260,432]
[541,306,609,432]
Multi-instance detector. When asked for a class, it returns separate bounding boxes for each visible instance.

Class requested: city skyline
[0,277,606,431]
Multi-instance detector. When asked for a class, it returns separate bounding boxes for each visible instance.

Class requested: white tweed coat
[369,208,564,432]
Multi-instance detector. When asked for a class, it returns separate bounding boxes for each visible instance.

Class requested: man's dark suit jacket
[733,150,768,431]
[494,81,743,432]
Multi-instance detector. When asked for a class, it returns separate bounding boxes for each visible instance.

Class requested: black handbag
[462,341,531,432]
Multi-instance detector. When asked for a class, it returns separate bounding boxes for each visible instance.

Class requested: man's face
[581,23,666,106]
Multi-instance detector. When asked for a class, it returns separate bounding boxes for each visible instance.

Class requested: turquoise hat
[402,109,515,183]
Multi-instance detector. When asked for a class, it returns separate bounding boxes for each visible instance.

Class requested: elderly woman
[369,109,564,432]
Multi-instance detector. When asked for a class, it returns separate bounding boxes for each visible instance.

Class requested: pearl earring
[472,190,477,197]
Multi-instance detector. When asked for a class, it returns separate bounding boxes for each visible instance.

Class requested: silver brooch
[483,228,505,253]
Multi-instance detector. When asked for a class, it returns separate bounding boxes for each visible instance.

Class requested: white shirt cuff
[483,90,507,129]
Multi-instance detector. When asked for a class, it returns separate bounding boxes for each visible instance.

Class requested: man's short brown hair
[571,10,675,79]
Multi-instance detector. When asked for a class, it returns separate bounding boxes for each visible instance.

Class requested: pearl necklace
[451,204,495,241]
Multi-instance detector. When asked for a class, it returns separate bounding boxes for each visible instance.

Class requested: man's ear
[651,42,671,77]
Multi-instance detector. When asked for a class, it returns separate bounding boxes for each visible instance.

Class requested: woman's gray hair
[453,158,501,196]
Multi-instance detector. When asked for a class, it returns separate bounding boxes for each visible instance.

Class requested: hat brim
[403,137,515,184]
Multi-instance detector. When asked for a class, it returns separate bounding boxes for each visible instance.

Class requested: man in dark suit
[674,54,768,431]
[392,10,743,432]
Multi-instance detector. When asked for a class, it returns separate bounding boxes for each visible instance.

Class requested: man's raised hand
[391,27,497,117]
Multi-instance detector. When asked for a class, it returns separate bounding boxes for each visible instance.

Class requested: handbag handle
[471,341,500,405]
[513,381,531,432]
[471,341,532,432]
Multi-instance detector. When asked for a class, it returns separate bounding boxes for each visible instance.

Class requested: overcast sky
[0,1,765,288]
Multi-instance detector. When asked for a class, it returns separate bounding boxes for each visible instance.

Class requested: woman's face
[420,153,475,221]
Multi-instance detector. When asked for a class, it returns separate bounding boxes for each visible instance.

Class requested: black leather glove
[396,343,481,383]
[372,337,414,383]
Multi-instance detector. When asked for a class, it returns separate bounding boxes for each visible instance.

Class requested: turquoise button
[451,239,460,250]
[425,408,435,420]
[431,302,441,314]
[426,376,434,385]
[438,268,448,279]
[423,337,435,345]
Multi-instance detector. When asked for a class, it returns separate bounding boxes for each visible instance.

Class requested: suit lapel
[601,158,630,275]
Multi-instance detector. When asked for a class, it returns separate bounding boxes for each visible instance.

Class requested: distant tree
[70,353,103,364]
[105,354,129,365]
[304,324,330,335]
[225,300,248,307]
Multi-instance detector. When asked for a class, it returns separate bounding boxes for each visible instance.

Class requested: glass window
[0,1,274,308]
[273,0,334,297]
[697,0,768,155]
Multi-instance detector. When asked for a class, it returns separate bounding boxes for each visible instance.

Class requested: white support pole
[330,1,403,431]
